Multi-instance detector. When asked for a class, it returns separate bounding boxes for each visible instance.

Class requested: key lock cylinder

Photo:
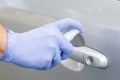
[61,29,108,71]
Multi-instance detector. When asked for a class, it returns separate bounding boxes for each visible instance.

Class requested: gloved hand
[0,18,84,70]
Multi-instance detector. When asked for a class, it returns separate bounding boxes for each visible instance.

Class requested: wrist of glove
[0,18,84,70]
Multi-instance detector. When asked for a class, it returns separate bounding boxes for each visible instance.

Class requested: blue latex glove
[0,18,84,70]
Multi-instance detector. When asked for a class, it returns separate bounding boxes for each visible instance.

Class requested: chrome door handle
[63,29,108,69]
[70,46,107,68]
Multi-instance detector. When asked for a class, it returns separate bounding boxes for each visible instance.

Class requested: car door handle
[63,29,108,69]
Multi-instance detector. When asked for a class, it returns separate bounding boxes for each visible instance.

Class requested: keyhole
[86,56,94,65]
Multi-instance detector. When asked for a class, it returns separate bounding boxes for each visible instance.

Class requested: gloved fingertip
[54,18,84,33]
[61,52,69,60]
[80,27,85,33]
[60,42,73,60]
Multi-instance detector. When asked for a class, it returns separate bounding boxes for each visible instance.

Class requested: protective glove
[0,18,84,70]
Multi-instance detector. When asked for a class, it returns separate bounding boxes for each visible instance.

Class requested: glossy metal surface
[0,0,120,80]
[63,29,107,69]
[71,46,108,68]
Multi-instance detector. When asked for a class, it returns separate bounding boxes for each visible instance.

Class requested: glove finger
[50,47,61,68]
[59,36,73,60]
[54,18,84,33]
